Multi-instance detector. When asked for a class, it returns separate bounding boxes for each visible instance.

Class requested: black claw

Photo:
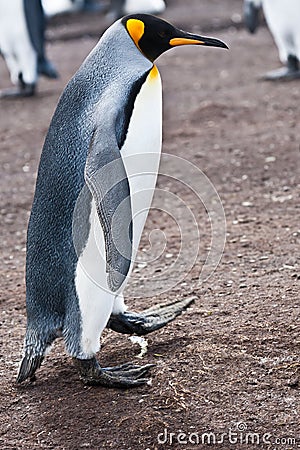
[107,296,196,336]
[103,362,155,373]
[103,362,140,372]
[73,357,153,388]
[104,368,151,380]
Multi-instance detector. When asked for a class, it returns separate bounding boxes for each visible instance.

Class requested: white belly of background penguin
[17,14,227,388]
[124,0,166,15]
[244,0,300,80]
[0,0,37,91]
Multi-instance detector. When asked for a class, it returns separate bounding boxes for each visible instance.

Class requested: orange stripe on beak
[169,38,205,46]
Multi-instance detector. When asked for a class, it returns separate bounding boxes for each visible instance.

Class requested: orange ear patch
[126,19,145,49]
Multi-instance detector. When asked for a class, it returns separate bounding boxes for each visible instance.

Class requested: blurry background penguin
[109,0,166,20]
[41,0,104,15]
[42,0,166,19]
[244,0,300,80]
[0,0,58,98]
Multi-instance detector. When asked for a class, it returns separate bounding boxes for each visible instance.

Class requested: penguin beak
[244,1,261,34]
[169,31,228,49]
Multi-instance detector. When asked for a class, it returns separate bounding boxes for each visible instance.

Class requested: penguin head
[121,14,228,62]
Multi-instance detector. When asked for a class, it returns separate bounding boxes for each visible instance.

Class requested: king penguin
[244,0,300,80]
[0,0,58,98]
[17,14,227,388]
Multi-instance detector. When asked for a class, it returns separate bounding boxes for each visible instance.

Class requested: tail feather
[16,326,60,383]
[16,353,44,383]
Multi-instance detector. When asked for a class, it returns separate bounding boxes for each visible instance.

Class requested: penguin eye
[158,31,167,38]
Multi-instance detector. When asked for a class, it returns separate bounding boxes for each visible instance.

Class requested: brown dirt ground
[0,1,299,449]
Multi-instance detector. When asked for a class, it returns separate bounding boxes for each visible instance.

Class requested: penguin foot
[262,56,300,81]
[0,83,36,99]
[262,67,300,81]
[38,59,59,79]
[107,296,196,336]
[73,357,154,388]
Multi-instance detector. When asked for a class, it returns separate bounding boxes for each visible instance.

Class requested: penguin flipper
[85,126,133,292]
[107,296,196,335]
[23,0,45,58]
[244,1,261,34]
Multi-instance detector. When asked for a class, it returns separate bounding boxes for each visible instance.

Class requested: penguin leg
[73,357,154,388]
[70,273,154,388]
[107,296,195,336]
[262,55,300,81]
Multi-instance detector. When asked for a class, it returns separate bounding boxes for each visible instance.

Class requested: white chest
[74,67,162,355]
[121,65,162,253]
[76,66,162,293]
